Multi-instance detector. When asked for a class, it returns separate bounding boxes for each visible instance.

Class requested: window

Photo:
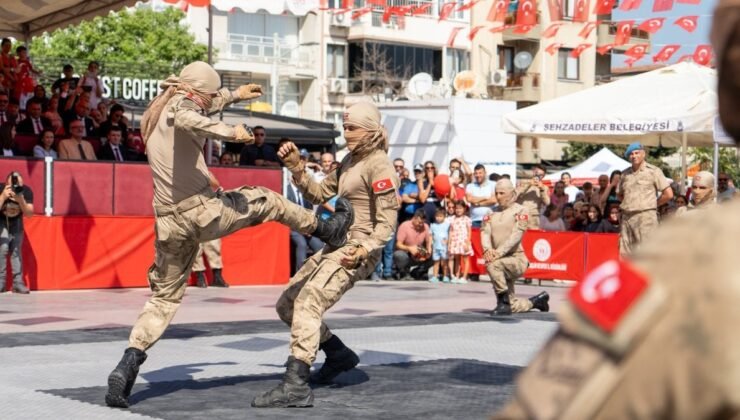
[558,49,580,80]
[445,48,470,80]
[563,0,575,19]
[327,44,347,78]
[349,41,443,80]
[497,46,515,75]
[227,11,298,40]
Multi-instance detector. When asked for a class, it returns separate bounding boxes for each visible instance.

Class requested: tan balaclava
[141,61,221,143]
[343,101,388,160]
[691,170,716,205]
[495,178,516,208]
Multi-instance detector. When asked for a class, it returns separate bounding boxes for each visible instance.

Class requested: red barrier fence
[468,228,619,282]
[6,216,289,291]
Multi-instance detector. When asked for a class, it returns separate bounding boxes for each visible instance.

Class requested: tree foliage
[689,147,740,183]
[562,142,678,176]
[29,7,208,79]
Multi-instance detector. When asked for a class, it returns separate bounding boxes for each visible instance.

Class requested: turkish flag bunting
[439,2,458,21]
[333,8,352,15]
[596,44,615,55]
[489,24,511,33]
[570,43,592,58]
[457,0,481,11]
[619,0,642,10]
[342,0,352,8]
[652,0,673,12]
[578,21,600,38]
[653,44,680,62]
[674,16,698,32]
[367,0,386,6]
[545,43,563,55]
[624,43,648,59]
[487,0,510,22]
[447,27,465,47]
[625,57,639,67]
[548,0,563,21]
[516,0,538,26]
[412,3,433,15]
[593,0,616,15]
[614,20,634,46]
[676,0,700,4]
[352,7,372,19]
[573,0,591,23]
[513,24,534,34]
[637,17,665,34]
[382,7,394,23]
[468,25,486,40]
[543,23,564,38]
[693,45,712,66]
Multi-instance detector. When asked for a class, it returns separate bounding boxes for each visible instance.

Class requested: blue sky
[612,0,717,66]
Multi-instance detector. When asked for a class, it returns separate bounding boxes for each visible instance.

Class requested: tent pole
[713,141,720,191]
[681,132,688,194]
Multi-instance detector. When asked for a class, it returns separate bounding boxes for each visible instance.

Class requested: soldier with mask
[676,171,716,217]
[482,179,549,315]
[251,101,400,408]
[491,8,740,417]
[105,61,354,408]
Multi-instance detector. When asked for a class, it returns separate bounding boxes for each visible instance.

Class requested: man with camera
[515,164,550,230]
[0,172,33,294]
[393,208,433,280]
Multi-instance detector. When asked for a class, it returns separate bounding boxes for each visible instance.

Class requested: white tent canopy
[503,62,731,148]
[544,147,630,183]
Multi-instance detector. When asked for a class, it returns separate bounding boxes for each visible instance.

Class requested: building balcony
[597,23,651,52]
[215,34,318,78]
[501,73,541,102]
[500,13,542,41]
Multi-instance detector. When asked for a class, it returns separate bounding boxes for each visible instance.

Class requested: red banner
[584,232,619,274]
[9,216,289,291]
[522,231,586,281]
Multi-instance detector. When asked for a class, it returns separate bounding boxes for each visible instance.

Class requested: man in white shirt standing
[466,164,496,227]
[561,172,580,203]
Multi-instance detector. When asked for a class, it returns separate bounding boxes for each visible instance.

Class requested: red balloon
[434,174,451,199]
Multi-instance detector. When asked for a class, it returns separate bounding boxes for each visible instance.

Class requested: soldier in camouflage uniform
[251,101,400,408]
[105,61,354,408]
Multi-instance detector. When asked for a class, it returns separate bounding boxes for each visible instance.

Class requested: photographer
[0,172,33,294]
[393,209,433,280]
[515,164,550,230]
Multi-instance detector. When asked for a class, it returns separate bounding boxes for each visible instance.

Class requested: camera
[11,174,23,194]
[82,85,93,92]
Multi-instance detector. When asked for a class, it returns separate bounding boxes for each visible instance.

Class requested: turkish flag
[693,45,712,66]
[593,0,616,15]
[543,23,564,38]
[619,0,642,10]
[570,43,592,58]
[457,0,481,11]
[614,20,634,46]
[516,0,538,26]
[545,43,563,55]
[573,0,591,23]
[367,0,386,6]
[382,7,394,23]
[596,44,615,55]
[352,7,372,19]
[676,0,700,4]
[342,0,352,8]
[513,24,534,34]
[625,57,639,67]
[624,43,648,59]
[447,26,465,47]
[674,16,699,33]
[468,25,486,40]
[439,2,458,21]
[548,0,563,21]
[489,24,511,33]
[653,44,680,62]
[578,21,600,38]
[652,0,673,12]
[412,3,433,15]
[487,0,510,22]
[637,17,665,34]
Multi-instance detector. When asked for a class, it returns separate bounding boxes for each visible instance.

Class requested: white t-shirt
[466,181,495,222]
[564,185,580,203]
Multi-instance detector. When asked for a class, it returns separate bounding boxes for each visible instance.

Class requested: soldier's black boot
[105,347,147,408]
[312,197,354,248]
[529,291,550,312]
[310,335,360,384]
[491,292,512,316]
[211,269,229,288]
[252,356,314,408]
[196,271,208,288]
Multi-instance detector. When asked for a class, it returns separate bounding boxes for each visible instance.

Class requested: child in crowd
[447,200,472,284]
[14,46,40,109]
[430,208,451,283]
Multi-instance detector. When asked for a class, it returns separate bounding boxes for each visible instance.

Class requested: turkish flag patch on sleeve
[372,178,394,193]
[516,214,529,221]
[569,259,649,333]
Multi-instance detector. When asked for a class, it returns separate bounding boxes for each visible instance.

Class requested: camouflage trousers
[192,239,222,272]
[276,243,381,365]
[485,253,533,313]
[128,186,317,351]
[619,209,658,256]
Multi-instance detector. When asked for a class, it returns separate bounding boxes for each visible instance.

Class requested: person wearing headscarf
[105,61,354,409]
[251,101,400,408]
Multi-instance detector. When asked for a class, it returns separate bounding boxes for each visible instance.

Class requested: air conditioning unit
[330,12,351,28]
[328,78,348,94]
[488,69,508,87]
